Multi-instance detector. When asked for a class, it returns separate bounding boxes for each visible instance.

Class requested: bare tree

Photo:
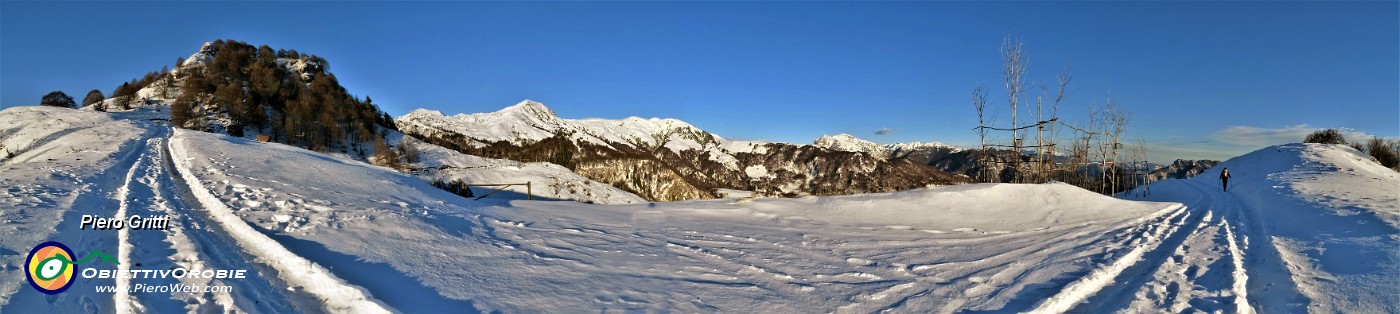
[1107,100,1129,194]
[1030,66,1073,182]
[1133,138,1149,197]
[1089,103,1109,194]
[1002,36,1026,182]
[967,35,1141,195]
[399,136,421,169]
[972,86,989,182]
[1047,68,1070,180]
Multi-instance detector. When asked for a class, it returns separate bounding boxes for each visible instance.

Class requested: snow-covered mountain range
[812,133,961,158]
[396,100,966,201]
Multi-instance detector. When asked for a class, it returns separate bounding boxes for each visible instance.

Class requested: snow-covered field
[1,106,1396,313]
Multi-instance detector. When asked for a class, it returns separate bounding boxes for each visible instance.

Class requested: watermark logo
[24,241,119,294]
[25,241,77,294]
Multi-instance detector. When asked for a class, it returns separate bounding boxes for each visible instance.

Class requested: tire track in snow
[136,127,298,313]
[118,122,289,312]
[112,135,148,313]
[128,134,237,312]
[168,130,392,313]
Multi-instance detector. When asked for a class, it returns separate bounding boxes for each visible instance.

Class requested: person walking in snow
[1219,167,1230,192]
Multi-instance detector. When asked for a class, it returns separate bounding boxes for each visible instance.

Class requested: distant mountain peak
[498,99,558,119]
[407,108,445,117]
[814,133,884,155]
[817,133,862,142]
[182,42,218,67]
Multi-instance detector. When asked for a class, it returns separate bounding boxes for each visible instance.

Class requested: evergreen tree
[40,91,75,108]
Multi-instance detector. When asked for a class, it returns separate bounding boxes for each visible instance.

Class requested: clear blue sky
[3,1,1396,163]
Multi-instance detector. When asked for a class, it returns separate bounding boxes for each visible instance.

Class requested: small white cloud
[874,128,893,135]
[1212,124,1382,147]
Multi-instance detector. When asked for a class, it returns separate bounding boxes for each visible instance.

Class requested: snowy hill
[1123,143,1398,313]
[397,100,965,201]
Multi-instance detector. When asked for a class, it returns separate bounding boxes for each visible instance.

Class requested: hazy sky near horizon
[2,1,1396,163]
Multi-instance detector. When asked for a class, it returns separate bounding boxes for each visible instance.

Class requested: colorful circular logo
[25,241,76,294]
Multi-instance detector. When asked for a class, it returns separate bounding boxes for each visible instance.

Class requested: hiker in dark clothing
[1220,167,1230,192]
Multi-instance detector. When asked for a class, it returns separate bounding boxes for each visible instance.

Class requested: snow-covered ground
[1,106,1395,313]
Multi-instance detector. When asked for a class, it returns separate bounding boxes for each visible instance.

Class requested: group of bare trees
[970,36,1151,196]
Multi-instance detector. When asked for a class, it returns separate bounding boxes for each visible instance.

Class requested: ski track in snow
[1028,203,1193,313]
